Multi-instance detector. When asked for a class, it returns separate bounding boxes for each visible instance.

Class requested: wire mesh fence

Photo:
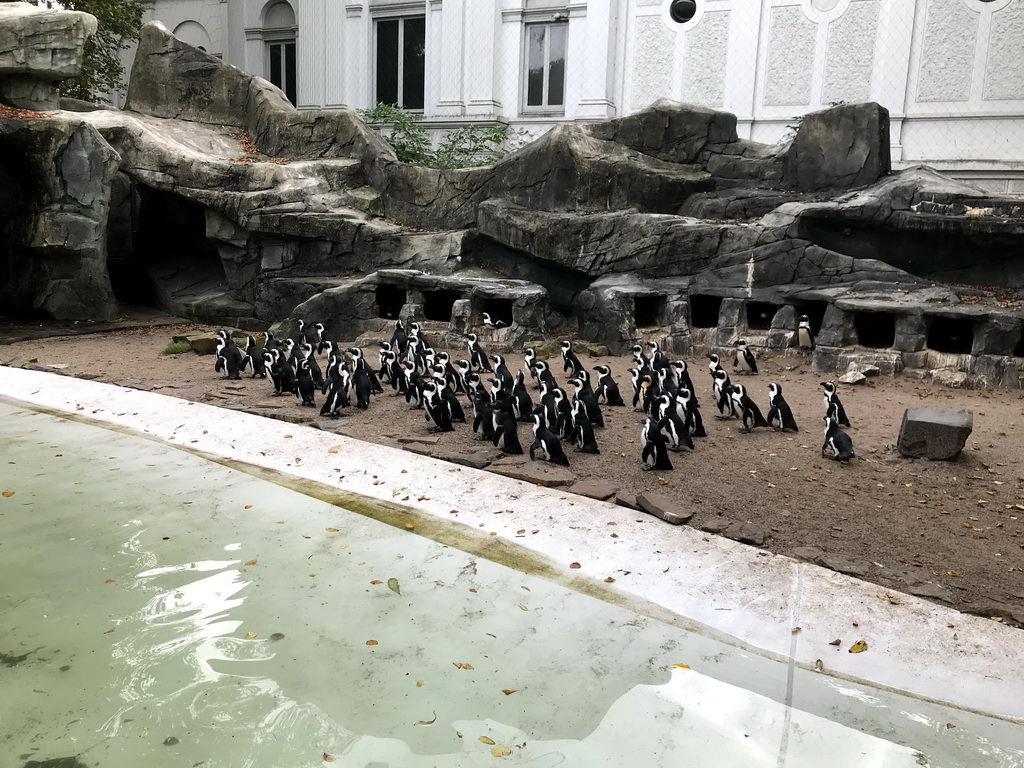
[141,0,1024,192]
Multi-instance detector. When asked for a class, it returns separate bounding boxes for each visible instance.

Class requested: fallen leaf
[453,662,474,670]
[501,688,518,695]
[416,679,425,687]
[366,640,378,646]
[308,573,316,577]
[569,562,581,569]
[414,712,437,726]
[245,631,257,639]
[946,723,956,729]
[491,745,512,757]
[829,639,841,646]
[388,577,401,595]
[791,627,801,634]
[323,753,336,762]
[1,491,14,498]
[848,640,868,654]
[405,523,414,529]
[604,576,615,583]
[244,559,257,566]
[326,527,339,532]
[104,579,115,584]
[284,434,293,438]
[947,570,960,577]
[370,580,383,585]
[517,529,526,534]
[469,588,477,593]
[478,736,496,745]
[518,604,529,611]
[328,445,340,454]
[244,504,253,509]
[672,663,690,669]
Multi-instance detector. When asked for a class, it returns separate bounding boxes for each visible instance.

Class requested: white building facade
[144,0,1024,192]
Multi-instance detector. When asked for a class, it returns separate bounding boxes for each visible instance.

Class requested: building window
[376,16,425,110]
[524,22,566,111]
[261,1,297,105]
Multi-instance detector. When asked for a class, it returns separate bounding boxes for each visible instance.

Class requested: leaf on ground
[323,753,336,762]
[791,627,801,634]
[604,577,615,583]
[416,679,425,687]
[829,639,842,646]
[244,504,253,509]
[814,659,824,673]
[672,663,690,669]
[569,562,581,569]
[848,640,868,654]
[366,640,378,646]
[453,662,474,670]
[414,712,437,726]
[478,736,495,745]
[518,604,529,611]
[245,631,257,638]
[328,445,340,454]
[491,745,512,757]
[326,527,339,532]
[244,559,257,566]
[1,491,14,498]
[388,577,401,595]
[501,688,518,695]
[370,580,383,585]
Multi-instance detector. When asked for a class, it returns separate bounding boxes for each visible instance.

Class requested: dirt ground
[3,322,1023,627]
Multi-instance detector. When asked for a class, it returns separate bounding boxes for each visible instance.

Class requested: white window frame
[521,20,568,115]
[264,36,297,104]
[373,14,426,111]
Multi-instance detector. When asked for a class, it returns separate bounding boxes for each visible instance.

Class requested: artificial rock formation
[1,12,1023,384]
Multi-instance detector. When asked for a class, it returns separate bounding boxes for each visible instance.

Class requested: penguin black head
[524,348,536,360]
[769,382,782,396]
[735,338,748,348]
[347,347,362,358]
[465,333,478,342]
[491,354,503,366]
[593,364,609,375]
[820,381,836,395]
[709,353,720,364]
[799,315,810,325]
[560,340,572,350]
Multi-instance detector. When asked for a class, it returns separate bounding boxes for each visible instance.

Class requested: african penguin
[766,382,799,432]
[593,365,626,406]
[529,408,570,466]
[730,384,769,433]
[640,418,673,471]
[734,339,758,375]
[797,315,815,354]
[822,417,855,463]
[820,381,850,427]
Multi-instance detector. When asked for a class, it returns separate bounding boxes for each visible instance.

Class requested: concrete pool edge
[1,365,1021,724]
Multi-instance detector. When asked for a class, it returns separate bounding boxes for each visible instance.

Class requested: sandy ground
[2,322,1023,626]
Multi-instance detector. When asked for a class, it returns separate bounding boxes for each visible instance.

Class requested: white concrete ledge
[1,365,1021,723]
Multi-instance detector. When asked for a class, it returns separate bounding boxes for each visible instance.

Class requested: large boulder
[783,102,890,192]
[897,408,974,461]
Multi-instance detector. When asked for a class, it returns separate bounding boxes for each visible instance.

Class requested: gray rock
[783,102,890,192]
[725,523,768,546]
[396,436,439,445]
[429,448,498,470]
[490,459,575,487]
[791,546,825,565]
[931,368,970,389]
[614,493,642,511]
[636,493,694,525]
[838,371,867,385]
[905,582,956,603]
[568,480,619,501]
[897,408,974,461]
[697,516,730,535]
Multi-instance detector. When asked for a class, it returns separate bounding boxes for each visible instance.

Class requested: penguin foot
[641,464,656,471]
[739,428,750,434]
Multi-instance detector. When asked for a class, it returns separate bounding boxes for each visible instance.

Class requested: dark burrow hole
[745,301,779,331]
[1014,331,1024,358]
[375,283,406,319]
[480,297,514,326]
[689,294,722,329]
[795,300,828,334]
[854,312,896,349]
[634,295,667,328]
[927,315,974,354]
[423,290,461,322]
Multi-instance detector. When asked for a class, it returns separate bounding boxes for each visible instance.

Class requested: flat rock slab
[636,492,693,525]
[430,448,499,470]
[490,459,575,487]
[568,480,620,500]
[898,408,973,461]
[615,492,641,511]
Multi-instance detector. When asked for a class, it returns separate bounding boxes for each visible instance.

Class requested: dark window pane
[376,19,399,105]
[526,25,545,106]
[547,24,566,106]
[269,42,282,90]
[285,42,297,105]
[403,16,425,109]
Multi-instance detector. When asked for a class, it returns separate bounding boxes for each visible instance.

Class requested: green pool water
[1,401,1022,768]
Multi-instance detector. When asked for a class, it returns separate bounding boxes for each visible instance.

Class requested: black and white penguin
[734,339,758,375]
[473,389,496,440]
[822,416,855,463]
[532,359,558,392]
[712,369,737,418]
[675,387,706,438]
[593,365,625,406]
[296,359,317,407]
[348,347,383,393]
[630,344,651,373]
[820,381,850,427]
[567,398,600,454]
[560,340,584,377]
[569,376,604,428]
[263,330,280,353]
[797,315,815,354]
[491,399,523,454]
[320,367,350,416]
[482,312,506,329]
[215,336,245,380]
[439,378,466,423]
[241,335,267,378]
[391,320,409,360]
[658,400,694,452]
[529,408,570,466]
[422,381,454,432]
[523,348,540,388]
[465,333,492,372]
[510,371,534,422]
[640,418,673,471]
[491,354,515,392]
[267,348,298,397]
[409,322,433,352]
[351,364,372,410]
[708,353,724,377]
[670,360,699,409]
[645,340,669,371]
[300,344,323,388]
[314,323,334,355]
[729,384,769,433]
[766,382,799,432]
[551,387,573,438]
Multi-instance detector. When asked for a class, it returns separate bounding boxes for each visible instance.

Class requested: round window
[669,0,697,24]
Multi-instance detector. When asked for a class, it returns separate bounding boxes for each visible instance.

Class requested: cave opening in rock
[634,296,667,329]
[854,312,896,349]
[745,301,779,331]
[480,297,514,327]
[1013,332,1024,358]
[795,300,828,334]
[927,315,974,354]
[689,294,722,329]
[423,290,461,322]
[117,185,226,308]
[375,283,406,319]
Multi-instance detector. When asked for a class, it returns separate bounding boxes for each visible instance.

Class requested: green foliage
[35,0,145,102]
[358,103,508,169]
[160,340,193,355]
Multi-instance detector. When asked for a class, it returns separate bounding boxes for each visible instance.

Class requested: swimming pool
[1,394,1023,767]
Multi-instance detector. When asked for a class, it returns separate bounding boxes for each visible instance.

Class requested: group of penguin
[211,311,856,471]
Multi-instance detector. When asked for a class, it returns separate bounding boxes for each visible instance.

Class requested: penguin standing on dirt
[472,389,495,440]
[491,354,515,392]
[645,340,669,371]
[530,407,570,466]
[593,365,625,406]
[523,348,540,387]
[657,397,693,452]
[671,360,698,408]
[820,381,851,427]
[675,387,706,438]
[241,335,267,378]
[822,416,855,462]
[214,335,244,380]
[491,399,523,454]
[640,418,673,471]
[510,371,534,421]
[712,369,737,418]
[569,376,604,428]
[797,315,815,354]
[567,398,601,454]
[730,384,769,433]
[734,339,758,375]
[351,364,372,410]
[766,382,799,432]
[320,367,350,417]
[296,359,317,407]
[708,353,724,377]
[560,340,584,377]
[348,347,383,394]
[423,381,454,432]
[267,348,298,397]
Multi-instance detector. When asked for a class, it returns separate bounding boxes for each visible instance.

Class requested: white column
[465,0,502,116]
[432,0,465,116]
[296,0,324,107]
[495,1,522,121]
[725,0,763,138]
[323,1,347,107]
[871,0,916,161]
[568,0,616,119]
[343,2,370,109]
